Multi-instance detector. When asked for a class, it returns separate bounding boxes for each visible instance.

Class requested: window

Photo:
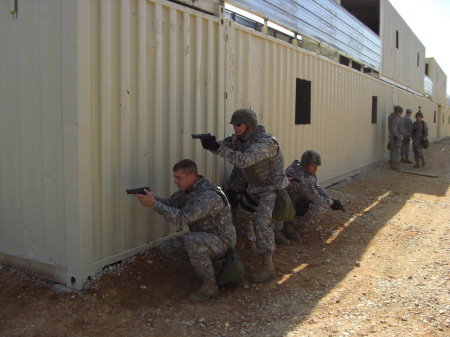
[352,61,362,71]
[371,96,378,124]
[434,111,436,123]
[417,53,419,67]
[339,55,350,66]
[295,79,311,125]
[396,30,399,49]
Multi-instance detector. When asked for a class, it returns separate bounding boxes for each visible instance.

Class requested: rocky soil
[1,138,449,337]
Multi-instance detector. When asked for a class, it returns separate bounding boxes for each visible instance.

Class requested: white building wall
[381,0,425,94]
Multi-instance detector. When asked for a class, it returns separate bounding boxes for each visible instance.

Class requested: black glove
[330,199,345,212]
[393,136,398,141]
[201,135,220,151]
[226,189,241,208]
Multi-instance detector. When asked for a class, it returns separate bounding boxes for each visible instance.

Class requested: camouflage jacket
[388,113,405,140]
[154,177,236,247]
[402,116,413,137]
[217,128,288,194]
[285,160,333,207]
[411,120,429,140]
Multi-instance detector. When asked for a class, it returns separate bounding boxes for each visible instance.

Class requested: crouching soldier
[134,159,236,302]
[276,150,345,241]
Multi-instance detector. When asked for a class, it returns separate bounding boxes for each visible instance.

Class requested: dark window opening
[225,10,263,32]
[295,78,311,125]
[425,63,429,76]
[434,111,436,123]
[341,0,380,36]
[371,96,378,124]
[396,30,399,49]
[268,27,293,44]
[417,53,420,67]
[352,61,362,71]
[339,55,350,66]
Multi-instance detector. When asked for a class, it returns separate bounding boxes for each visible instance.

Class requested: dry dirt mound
[1,139,449,337]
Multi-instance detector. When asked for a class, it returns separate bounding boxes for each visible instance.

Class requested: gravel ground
[1,138,449,337]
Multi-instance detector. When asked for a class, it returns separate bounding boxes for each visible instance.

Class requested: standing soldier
[401,108,413,163]
[133,159,236,302]
[388,105,405,170]
[199,109,288,283]
[411,111,429,168]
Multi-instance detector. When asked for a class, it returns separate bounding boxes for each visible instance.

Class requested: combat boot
[413,162,420,168]
[188,276,218,302]
[400,155,405,162]
[404,156,413,163]
[274,229,290,246]
[284,223,300,240]
[421,159,426,167]
[239,240,256,257]
[249,254,275,283]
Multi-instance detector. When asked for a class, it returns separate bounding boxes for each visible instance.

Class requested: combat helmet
[230,109,258,129]
[300,150,321,166]
[415,111,423,118]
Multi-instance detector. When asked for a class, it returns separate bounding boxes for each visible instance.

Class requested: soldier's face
[173,170,196,191]
[233,123,249,136]
[305,164,318,175]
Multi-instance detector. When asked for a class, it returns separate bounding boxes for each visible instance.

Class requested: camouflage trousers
[401,136,411,158]
[233,190,276,255]
[159,232,227,278]
[389,139,402,164]
[412,138,425,162]
[274,203,323,230]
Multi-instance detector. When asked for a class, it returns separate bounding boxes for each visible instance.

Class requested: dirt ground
[1,139,449,337]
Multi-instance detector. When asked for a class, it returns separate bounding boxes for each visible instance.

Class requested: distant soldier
[411,111,429,168]
[276,150,345,240]
[388,105,405,170]
[133,159,236,302]
[200,109,288,283]
[401,108,413,163]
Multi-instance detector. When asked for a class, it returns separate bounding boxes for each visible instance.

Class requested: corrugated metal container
[225,21,393,186]
[0,0,446,289]
[1,0,227,289]
[381,0,425,94]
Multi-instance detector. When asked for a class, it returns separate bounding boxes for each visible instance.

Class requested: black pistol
[126,187,151,195]
[191,133,211,140]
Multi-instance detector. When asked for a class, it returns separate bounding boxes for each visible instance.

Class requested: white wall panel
[226,22,393,185]
[381,0,425,93]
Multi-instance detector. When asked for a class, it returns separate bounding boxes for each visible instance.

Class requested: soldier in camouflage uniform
[411,111,429,168]
[401,108,413,163]
[200,109,288,283]
[134,159,236,302]
[388,105,405,170]
[276,151,345,238]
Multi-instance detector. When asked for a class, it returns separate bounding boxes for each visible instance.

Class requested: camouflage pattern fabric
[411,120,429,162]
[401,116,413,158]
[282,160,333,229]
[388,112,405,164]
[214,128,288,254]
[154,177,236,278]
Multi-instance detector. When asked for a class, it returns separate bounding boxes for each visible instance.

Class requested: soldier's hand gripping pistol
[191,133,220,151]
